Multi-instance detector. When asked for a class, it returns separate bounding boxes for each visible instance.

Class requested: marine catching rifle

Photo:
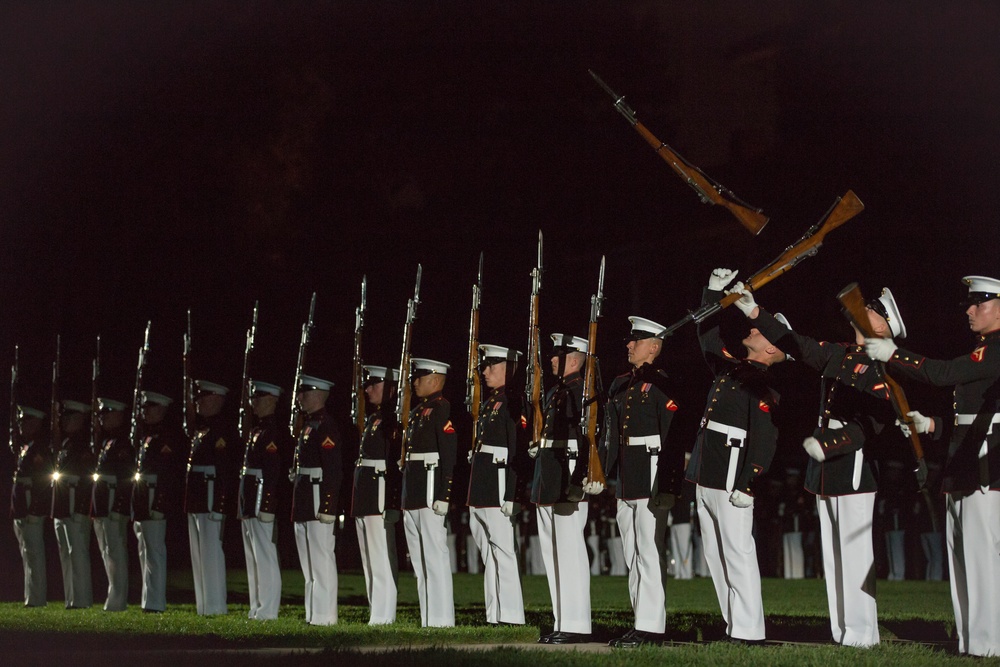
[589,69,768,236]
[659,190,865,337]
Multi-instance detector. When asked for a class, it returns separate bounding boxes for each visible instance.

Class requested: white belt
[55,473,80,485]
[358,458,387,513]
[478,445,509,505]
[956,413,999,492]
[134,472,158,484]
[93,473,116,484]
[626,434,661,452]
[821,419,863,489]
[540,438,579,454]
[190,465,216,477]
[295,467,323,516]
[827,418,845,429]
[407,453,440,507]
[242,467,263,478]
[706,421,746,493]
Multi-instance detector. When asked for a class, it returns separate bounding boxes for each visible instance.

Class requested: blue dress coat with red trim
[291,409,343,521]
[401,392,457,510]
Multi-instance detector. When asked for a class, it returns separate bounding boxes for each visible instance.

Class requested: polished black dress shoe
[537,631,555,644]
[545,631,591,645]
[610,629,660,648]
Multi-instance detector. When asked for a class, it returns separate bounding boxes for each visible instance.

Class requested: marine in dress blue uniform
[865,275,1000,658]
[10,406,50,607]
[601,317,684,648]
[239,381,287,621]
[532,335,593,644]
[400,358,457,627]
[351,365,402,625]
[51,399,95,609]
[685,269,787,643]
[467,344,529,626]
[748,285,907,647]
[132,390,179,613]
[90,398,134,611]
[184,380,235,616]
[291,374,343,625]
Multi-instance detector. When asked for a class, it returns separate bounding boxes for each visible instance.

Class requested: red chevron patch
[443,420,455,434]
[971,346,986,362]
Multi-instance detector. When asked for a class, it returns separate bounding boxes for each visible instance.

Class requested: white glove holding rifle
[709,268,738,291]
[726,281,759,318]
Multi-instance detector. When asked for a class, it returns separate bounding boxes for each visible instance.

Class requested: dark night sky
[3,2,1000,473]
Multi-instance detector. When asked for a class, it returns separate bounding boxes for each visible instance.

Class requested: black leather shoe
[727,636,766,646]
[611,629,660,648]
[537,632,555,644]
[545,631,591,645]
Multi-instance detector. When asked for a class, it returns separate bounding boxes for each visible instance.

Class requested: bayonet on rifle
[352,277,367,439]
[526,232,544,446]
[466,253,484,442]
[660,190,865,337]
[589,69,768,236]
[582,256,607,487]
[289,293,317,438]
[397,265,422,468]
[238,301,258,443]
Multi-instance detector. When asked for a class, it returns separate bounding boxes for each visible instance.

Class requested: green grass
[0,571,994,666]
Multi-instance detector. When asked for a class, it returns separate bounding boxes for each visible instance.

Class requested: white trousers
[607,535,626,575]
[617,498,669,633]
[134,519,167,611]
[355,515,398,625]
[470,506,525,624]
[294,520,338,625]
[536,503,591,634]
[670,522,694,580]
[187,513,228,615]
[93,515,129,611]
[783,532,804,579]
[696,485,764,641]
[403,507,455,627]
[817,493,879,647]
[587,533,601,575]
[53,514,93,608]
[13,516,47,606]
[946,491,1000,657]
[242,518,281,620]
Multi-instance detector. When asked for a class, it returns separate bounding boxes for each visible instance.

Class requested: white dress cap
[141,391,174,406]
[97,398,127,412]
[61,399,92,414]
[627,316,667,340]
[195,380,230,396]
[251,381,284,396]
[297,374,334,392]
[549,334,588,354]
[17,405,46,420]
[411,358,450,375]
[479,344,523,361]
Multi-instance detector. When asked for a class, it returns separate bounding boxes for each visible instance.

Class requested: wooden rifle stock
[466,254,483,443]
[9,346,18,455]
[352,278,367,441]
[289,293,317,439]
[238,302,258,443]
[130,322,151,452]
[838,283,928,488]
[90,335,101,453]
[582,257,607,487]
[589,70,768,236]
[661,190,864,337]
[50,336,61,452]
[397,266,422,468]
[182,310,196,440]
[525,232,544,445]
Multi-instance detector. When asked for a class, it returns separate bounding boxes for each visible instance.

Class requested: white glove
[501,501,520,518]
[258,511,275,523]
[729,490,754,508]
[650,492,676,511]
[802,436,826,462]
[467,450,474,464]
[896,420,912,438]
[566,485,585,502]
[709,268,738,291]
[582,478,605,496]
[317,512,336,524]
[908,410,932,434]
[528,443,540,459]
[209,511,225,522]
[864,337,897,362]
[432,500,449,516]
[727,281,758,317]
